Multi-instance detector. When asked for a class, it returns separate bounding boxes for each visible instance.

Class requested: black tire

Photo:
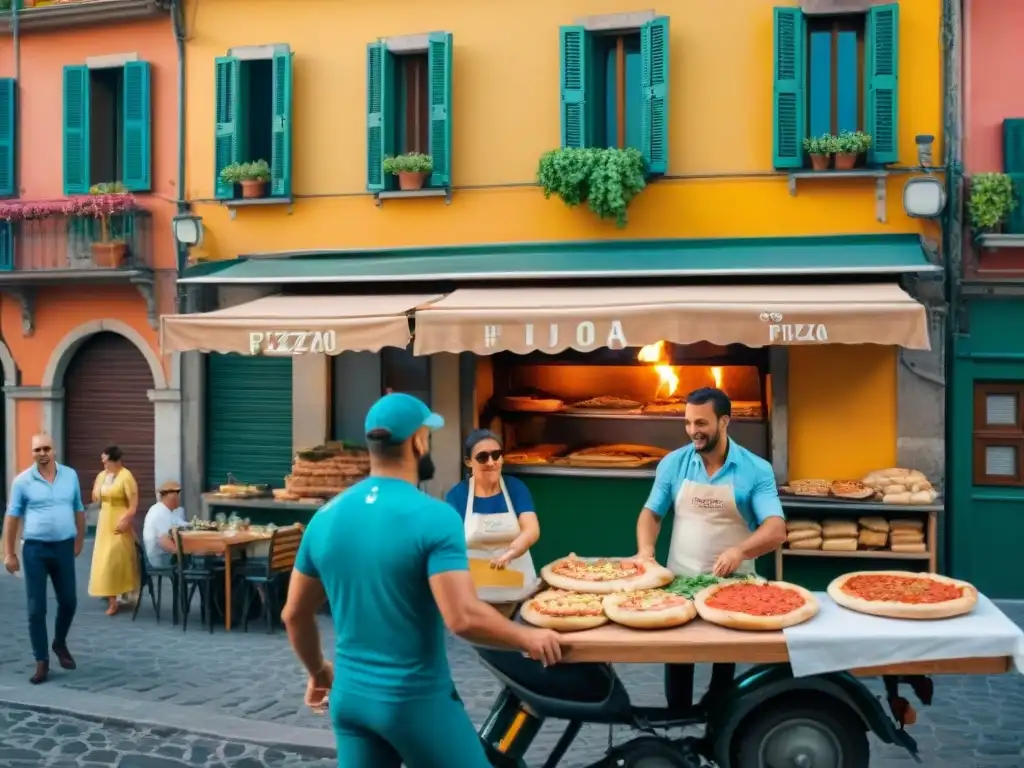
[614,736,700,768]
[732,700,869,768]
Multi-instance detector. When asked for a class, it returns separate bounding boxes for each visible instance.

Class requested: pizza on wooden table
[520,589,609,631]
[827,570,978,620]
[540,553,675,594]
[602,589,697,629]
[693,580,819,631]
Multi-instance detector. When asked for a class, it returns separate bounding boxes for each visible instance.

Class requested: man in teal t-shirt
[281,393,561,768]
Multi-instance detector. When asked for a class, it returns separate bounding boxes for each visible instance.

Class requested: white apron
[464,477,539,603]
[667,479,756,577]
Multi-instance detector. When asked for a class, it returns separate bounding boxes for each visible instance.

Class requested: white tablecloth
[783,593,1024,678]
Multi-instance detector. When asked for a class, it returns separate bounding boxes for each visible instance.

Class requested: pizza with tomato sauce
[520,589,609,631]
[828,570,978,620]
[602,589,697,629]
[540,553,675,594]
[693,580,819,630]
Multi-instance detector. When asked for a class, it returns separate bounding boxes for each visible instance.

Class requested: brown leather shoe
[52,642,76,670]
[30,660,48,684]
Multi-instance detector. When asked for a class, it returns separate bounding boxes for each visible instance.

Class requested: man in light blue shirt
[634,388,786,714]
[3,433,85,685]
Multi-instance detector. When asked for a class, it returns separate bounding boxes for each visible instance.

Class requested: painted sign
[483,320,628,350]
[760,312,829,343]
[249,331,338,355]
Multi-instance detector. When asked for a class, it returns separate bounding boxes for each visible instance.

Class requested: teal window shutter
[121,61,151,192]
[1003,119,1024,233]
[366,41,395,191]
[772,7,806,169]
[214,56,240,200]
[0,78,15,197]
[427,32,453,187]
[866,3,899,165]
[0,221,12,271]
[63,65,90,194]
[559,25,590,149]
[808,31,831,138]
[640,16,669,175]
[271,49,293,197]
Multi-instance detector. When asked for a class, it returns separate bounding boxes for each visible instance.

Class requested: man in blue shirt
[3,433,85,684]
[281,393,562,768]
[634,388,786,713]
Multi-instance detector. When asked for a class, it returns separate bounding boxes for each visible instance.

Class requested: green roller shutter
[271,49,293,198]
[63,65,90,194]
[866,3,899,166]
[772,7,806,169]
[214,56,241,199]
[0,78,15,197]
[121,61,151,192]
[205,354,293,491]
[366,41,395,192]
[1004,118,1024,234]
[559,25,590,149]
[640,16,669,174]
[427,32,453,187]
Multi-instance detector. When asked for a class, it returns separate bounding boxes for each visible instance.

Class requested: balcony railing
[0,0,167,32]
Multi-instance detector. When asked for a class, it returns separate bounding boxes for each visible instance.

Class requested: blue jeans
[23,538,78,662]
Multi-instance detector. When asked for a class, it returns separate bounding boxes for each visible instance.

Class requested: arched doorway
[64,332,156,521]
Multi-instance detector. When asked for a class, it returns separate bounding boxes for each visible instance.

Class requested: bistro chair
[241,524,304,633]
[173,528,225,634]
[133,541,179,625]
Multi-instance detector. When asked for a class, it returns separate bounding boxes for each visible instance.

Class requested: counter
[200,493,322,526]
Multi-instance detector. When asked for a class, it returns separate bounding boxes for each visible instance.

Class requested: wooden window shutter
[866,3,899,165]
[271,49,293,197]
[0,221,12,271]
[62,65,90,195]
[366,41,396,192]
[427,32,453,187]
[640,16,669,174]
[121,61,152,192]
[559,25,590,149]
[0,79,16,197]
[214,56,241,200]
[1003,119,1024,233]
[772,8,806,169]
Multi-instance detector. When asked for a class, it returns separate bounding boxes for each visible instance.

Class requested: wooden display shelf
[782,549,931,560]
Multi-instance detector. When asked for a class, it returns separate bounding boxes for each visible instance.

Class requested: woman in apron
[444,430,541,617]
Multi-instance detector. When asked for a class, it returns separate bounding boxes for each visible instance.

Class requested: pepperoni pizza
[827,570,978,620]
[519,589,609,631]
[694,580,819,630]
[602,589,697,629]
[540,553,675,594]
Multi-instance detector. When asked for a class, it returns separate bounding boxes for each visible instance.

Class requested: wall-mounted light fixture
[901,134,946,218]
[171,213,205,248]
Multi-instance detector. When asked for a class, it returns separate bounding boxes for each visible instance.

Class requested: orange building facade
[0,2,181,509]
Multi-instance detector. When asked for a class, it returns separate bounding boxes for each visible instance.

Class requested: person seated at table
[142,482,186,569]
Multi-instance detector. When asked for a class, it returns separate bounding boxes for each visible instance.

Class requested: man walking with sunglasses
[3,433,85,684]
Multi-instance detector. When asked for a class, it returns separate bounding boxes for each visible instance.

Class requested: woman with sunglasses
[445,429,541,615]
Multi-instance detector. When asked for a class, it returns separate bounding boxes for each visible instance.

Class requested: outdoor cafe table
[177,530,271,631]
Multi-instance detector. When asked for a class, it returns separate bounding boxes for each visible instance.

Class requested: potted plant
[803,134,833,171]
[835,130,872,170]
[968,172,1016,234]
[219,160,271,199]
[537,147,646,228]
[66,192,137,268]
[383,153,433,191]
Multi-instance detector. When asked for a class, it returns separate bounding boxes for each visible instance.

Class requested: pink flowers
[0,193,136,222]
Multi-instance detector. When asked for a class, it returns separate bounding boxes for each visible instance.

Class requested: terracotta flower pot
[397,171,428,191]
[91,241,127,268]
[810,153,831,171]
[835,152,858,170]
[240,179,267,199]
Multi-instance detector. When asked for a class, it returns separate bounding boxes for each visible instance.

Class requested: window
[1004,119,1024,233]
[973,383,1024,485]
[63,62,151,193]
[366,33,452,192]
[772,4,898,170]
[213,46,294,200]
[558,17,668,173]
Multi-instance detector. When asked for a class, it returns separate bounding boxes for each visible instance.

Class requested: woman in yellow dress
[88,445,140,616]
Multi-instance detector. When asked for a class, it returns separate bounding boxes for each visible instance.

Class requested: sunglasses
[473,450,503,464]
[32,446,52,453]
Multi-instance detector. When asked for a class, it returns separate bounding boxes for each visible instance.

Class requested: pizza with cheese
[602,589,697,629]
[827,570,978,620]
[780,479,830,497]
[519,589,609,631]
[540,553,674,594]
[694,580,819,630]
[829,480,876,500]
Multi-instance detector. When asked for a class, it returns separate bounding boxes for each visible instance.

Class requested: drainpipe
[171,0,188,304]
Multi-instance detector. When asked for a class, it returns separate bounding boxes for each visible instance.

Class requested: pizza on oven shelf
[827,570,978,620]
[540,553,675,594]
[519,589,609,631]
[562,444,669,468]
[693,580,819,630]
[569,395,643,411]
[602,589,697,629]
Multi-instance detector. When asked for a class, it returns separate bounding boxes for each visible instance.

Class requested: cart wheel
[732,700,869,768]
[611,736,701,768]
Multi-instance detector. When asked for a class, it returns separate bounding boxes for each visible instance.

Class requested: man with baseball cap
[282,393,562,767]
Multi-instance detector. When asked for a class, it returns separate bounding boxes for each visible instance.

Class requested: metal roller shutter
[205,354,293,490]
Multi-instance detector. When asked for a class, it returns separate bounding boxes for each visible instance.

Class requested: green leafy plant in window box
[802,134,836,171]
[968,172,1016,234]
[382,153,434,192]
[834,131,872,170]
[536,147,646,228]
[219,160,271,200]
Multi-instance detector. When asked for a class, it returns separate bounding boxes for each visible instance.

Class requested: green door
[205,354,293,490]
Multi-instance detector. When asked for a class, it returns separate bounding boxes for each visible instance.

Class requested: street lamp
[902,135,946,219]
[171,213,205,248]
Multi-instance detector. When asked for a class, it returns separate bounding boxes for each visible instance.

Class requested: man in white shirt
[142,482,185,569]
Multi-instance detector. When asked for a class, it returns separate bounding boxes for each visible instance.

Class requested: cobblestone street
[0,541,1022,766]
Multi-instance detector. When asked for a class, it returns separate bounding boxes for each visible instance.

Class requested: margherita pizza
[827,570,978,620]
[694,580,819,630]
[519,589,609,631]
[602,589,697,629]
[540,554,675,594]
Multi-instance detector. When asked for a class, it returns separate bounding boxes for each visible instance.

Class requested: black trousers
[664,663,736,711]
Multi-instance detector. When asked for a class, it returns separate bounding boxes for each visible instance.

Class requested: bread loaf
[787,528,821,543]
[786,519,822,532]
[909,490,935,505]
[890,542,927,553]
[882,492,912,504]
[821,520,858,538]
[858,529,888,549]
[857,516,890,533]
[788,537,822,550]
[890,531,925,544]
[889,518,924,532]
[822,537,858,551]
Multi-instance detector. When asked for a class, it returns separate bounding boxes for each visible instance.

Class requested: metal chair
[173,529,225,633]
[132,540,179,625]
[241,524,304,633]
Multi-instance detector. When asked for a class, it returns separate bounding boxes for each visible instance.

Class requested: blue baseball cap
[364,393,444,443]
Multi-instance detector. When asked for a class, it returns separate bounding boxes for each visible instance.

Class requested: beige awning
[161,294,442,355]
[412,283,930,356]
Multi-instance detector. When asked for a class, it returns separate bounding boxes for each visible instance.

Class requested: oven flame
[638,341,679,398]
[711,366,723,389]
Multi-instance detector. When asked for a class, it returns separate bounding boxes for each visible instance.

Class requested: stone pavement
[0,540,1022,767]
